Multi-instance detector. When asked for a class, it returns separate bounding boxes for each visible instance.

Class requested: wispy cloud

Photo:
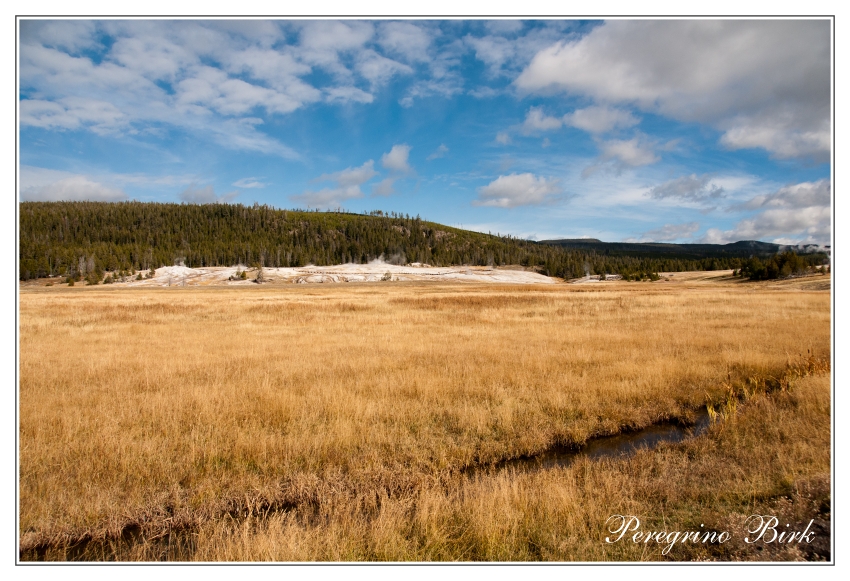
[427,144,449,160]
[649,174,725,203]
[20,175,128,202]
[232,177,269,189]
[631,221,700,242]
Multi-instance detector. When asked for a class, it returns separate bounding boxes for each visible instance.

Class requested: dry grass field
[18,275,831,561]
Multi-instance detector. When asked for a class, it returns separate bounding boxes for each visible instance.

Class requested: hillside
[17,202,815,281]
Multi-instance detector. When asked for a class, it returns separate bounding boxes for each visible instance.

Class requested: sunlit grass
[19,278,830,560]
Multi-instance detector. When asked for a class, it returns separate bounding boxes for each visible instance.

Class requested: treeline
[736,251,828,281]
[18,202,822,281]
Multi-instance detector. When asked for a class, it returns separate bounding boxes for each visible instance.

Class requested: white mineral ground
[123,262,559,287]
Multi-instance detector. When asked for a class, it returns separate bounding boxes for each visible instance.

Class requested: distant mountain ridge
[538,238,827,260]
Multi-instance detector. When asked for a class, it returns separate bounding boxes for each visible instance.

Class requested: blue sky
[18,18,832,245]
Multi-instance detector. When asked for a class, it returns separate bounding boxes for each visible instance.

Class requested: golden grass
[18,278,831,560]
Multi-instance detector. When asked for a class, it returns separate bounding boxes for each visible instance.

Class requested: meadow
[18,273,831,561]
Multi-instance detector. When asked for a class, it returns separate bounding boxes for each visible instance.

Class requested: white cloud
[291,185,364,208]
[20,20,425,158]
[372,177,397,196]
[315,160,378,187]
[232,177,269,189]
[521,106,563,133]
[739,179,831,210]
[564,106,639,134]
[20,20,98,53]
[495,131,511,145]
[297,20,374,77]
[295,159,380,207]
[465,34,515,75]
[378,22,432,63]
[427,144,449,160]
[179,184,238,204]
[635,222,701,242]
[584,137,659,177]
[649,174,725,203]
[474,173,562,208]
[356,50,413,86]
[381,144,412,173]
[467,86,501,99]
[484,20,524,35]
[20,37,302,159]
[20,97,128,134]
[464,22,576,78]
[110,34,196,81]
[204,118,300,159]
[20,175,128,202]
[702,180,831,244]
[399,77,464,108]
[516,20,830,160]
[20,165,197,193]
[225,47,312,86]
[325,86,374,104]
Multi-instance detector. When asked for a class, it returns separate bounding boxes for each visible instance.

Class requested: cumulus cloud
[464,22,576,78]
[521,106,563,133]
[20,175,128,202]
[19,20,444,159]
[378,22,432,63]
[702,180,831,244]
[20,33,303,158]
[465,34,516,75]
[583,137,659,177]
[516,20,830,160]
[295,159,379,207]
[649,174,725,203]
[564,105,639,134]
[20,20,98,53]
[736,178,830,210]
[474,173,562,208]
[297,20,374,77]
[179,184,238,204]
[381,144,412,173]
[315,160,378,187]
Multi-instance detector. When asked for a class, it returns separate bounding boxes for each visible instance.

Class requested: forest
[18,201,828,281]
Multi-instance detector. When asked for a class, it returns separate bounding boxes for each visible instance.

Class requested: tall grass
[19,280,830,560]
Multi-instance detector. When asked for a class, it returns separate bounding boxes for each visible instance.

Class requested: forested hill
[537,238,823,260]
[18,201,807,281]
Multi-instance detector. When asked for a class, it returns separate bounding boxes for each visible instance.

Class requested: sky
[17,18,832,245]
